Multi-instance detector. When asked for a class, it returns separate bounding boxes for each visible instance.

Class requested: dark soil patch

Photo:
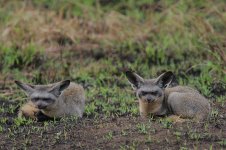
[0,99,225,149]
[210,82,226,97]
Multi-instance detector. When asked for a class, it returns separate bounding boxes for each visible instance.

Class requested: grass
[0,0,226,149]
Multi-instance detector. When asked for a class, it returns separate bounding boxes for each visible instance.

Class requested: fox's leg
[18,102,39,119]
[139,100,149,118]
[168,93,209,122]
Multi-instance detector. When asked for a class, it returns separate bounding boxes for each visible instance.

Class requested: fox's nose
[147,99,153,103]
[147,96,154,103]
[37,105,47,109]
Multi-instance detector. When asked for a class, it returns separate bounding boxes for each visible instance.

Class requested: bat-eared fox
[15,80,85,121]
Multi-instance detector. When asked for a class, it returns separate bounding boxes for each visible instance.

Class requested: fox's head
[125,71,175,103]
[15,80,70,110]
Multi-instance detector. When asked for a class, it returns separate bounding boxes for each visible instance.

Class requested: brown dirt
[0,98,225,149]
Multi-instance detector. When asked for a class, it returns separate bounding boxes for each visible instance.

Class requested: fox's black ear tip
[165,71,174,75]
[125,70,131,74]
[63,80,71,86]
[124,69,134,75]
[64,80,71,83]
[14,80,20,84]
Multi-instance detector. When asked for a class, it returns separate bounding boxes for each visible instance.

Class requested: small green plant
[55,131,62,140]
[210,109,219,118]
[218,139,226,147]
[145,135,152,144]
[104,131,113,140]
[159,118,173,129]
[136,123,149,134]
[174,131,182,141]
[180,147,188,150]
[216,96,226,106]
[121,130,128,136]
[188,132,201,141]
[0,125,3,132]
[13,117,33,127]
[0,117,8,124]
[0,107,5,113]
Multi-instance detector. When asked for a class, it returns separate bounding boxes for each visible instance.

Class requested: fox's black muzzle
[37,105,47,109]
[146,98,155,103]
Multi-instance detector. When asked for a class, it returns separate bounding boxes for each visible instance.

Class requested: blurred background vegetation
[0,0,225,116]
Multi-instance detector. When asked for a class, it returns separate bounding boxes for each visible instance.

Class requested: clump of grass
[0,1,151,50]
[0,44,44,70]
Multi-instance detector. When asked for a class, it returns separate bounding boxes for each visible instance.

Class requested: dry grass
[0,1,225,55]
[0,2,152,50]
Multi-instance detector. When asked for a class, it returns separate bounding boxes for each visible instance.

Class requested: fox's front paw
[18,109,38,119]
[140,112,149,119]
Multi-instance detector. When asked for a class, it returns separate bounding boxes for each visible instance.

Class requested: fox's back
[52,82,85,117]
[166,86,209,105]
[165,86,199,94]
[165,86,210,120]
[61,82,85,104]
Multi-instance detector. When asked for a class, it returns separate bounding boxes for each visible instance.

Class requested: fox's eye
[141,91,158,95]
[43,98,51,101]
[141,91,148,96]
[151,91,158,96]
[32,98,39,101]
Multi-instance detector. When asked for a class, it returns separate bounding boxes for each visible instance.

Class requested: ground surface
[0,1,226,149]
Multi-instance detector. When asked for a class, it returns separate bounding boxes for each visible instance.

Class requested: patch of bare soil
[0,99,225,149]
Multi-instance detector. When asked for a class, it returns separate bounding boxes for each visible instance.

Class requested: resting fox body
[15,80,85,121]
[125,71,210,121]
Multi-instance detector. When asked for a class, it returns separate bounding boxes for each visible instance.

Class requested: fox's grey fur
[15,80,85,119]
[125,71,210,121]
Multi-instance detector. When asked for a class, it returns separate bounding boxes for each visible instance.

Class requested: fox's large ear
[49,80,70,97]
[15,80,35,95]
[125,71,144,90]
[155,71,174,88]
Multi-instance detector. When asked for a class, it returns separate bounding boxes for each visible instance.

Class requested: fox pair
[15,71,210,122]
